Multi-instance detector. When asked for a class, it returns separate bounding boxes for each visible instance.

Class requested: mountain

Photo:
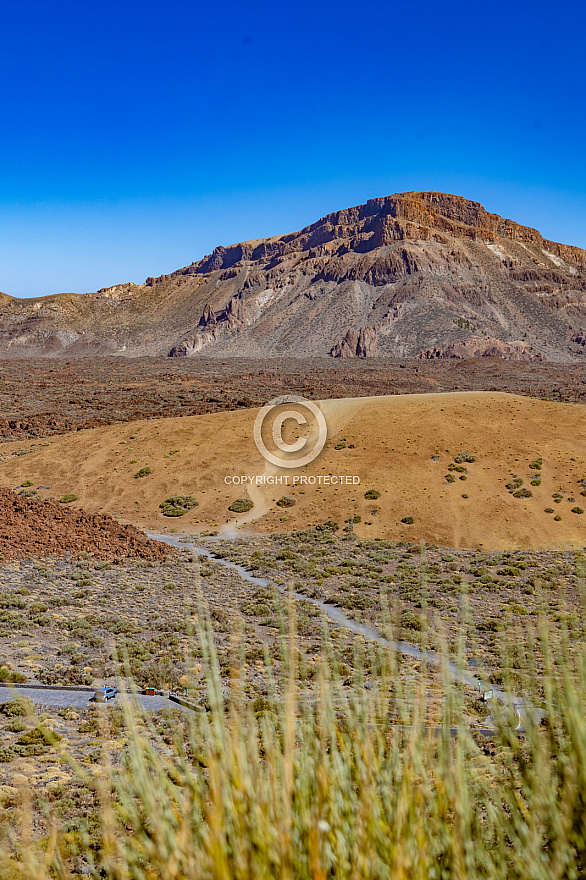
[1,191,586,360]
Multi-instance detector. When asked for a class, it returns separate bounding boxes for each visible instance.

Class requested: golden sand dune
[1,392,585,550]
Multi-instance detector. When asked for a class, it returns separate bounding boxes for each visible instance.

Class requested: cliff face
[1,191,586,360]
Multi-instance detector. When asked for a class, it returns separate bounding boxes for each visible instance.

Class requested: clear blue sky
[1,0,585,298]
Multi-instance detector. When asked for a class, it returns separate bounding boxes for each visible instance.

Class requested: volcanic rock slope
[1,191,586,360]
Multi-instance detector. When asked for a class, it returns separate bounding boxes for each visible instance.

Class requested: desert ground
[1,380,585,876]
[1,391,586,550]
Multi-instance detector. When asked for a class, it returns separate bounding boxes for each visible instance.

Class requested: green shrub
[0,698,33,718]
[0,747,16,763]
[21,479,33,488]
[445,474,456,483]
[59,494,78,504]
[134,466,152,479]
[17,724,61,748]
[454,451,476,463]
[572,507,584,515]
[159,495,198,517]
[228,498,254,514]
[276,495,296,508]
[513,488,532,499]
[529,458,543,469]
[401,610,422,630]
[506,479,523,491]
[364,489,381,500]
[0,668,27,683]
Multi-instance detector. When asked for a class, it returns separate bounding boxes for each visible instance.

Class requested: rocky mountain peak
[1,192,585,361]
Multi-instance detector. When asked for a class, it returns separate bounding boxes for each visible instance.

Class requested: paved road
[0,686,177,712]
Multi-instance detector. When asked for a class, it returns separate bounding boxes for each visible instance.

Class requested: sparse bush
[0,668,27,683]
[0,697,33,717]
[401,516,414,524]
[454,451,476,463]
[364,489,381,500]
[316,520,339,532]
[59,493,78,504]
[160,495,198,516]
[276,495,296,508]
[513,488,532,498]
[228,498,254,514]
[134,466,152,479]
[401,610,422,630]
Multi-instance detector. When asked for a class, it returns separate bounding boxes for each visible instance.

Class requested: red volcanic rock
[0,489,169,562]
[418,336,546,362]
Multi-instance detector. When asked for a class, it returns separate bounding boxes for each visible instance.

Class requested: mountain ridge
[1,191,586,360]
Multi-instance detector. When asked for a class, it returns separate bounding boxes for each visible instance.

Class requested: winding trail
[149,532,545,730]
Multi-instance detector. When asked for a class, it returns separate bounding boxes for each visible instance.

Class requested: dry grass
[1,595,585,880]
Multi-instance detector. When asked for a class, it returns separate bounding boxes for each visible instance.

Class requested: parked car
[93,687,117,703]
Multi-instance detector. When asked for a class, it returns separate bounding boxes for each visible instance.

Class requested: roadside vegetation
[0,601,585,879]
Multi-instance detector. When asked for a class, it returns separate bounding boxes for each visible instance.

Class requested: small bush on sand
[276,495,296,508]
[59,494,78,504]
[454,450,476,463]
[134,466,152,479]
[228,498,254,514]
[159,496,198,517]
[364,489,380,500]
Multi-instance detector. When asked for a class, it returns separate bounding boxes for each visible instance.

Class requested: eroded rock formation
[1,192,585,361]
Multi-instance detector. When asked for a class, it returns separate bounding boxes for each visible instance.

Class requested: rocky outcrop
[0,489,168,561]
[418,336,546,362]
[330,327,378,358]
[1,191,586,360]
[169,294,248,357]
